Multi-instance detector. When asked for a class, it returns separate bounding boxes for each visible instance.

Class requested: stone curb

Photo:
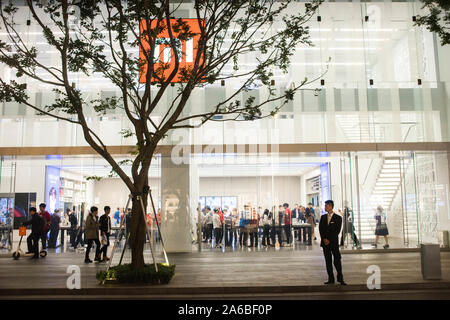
[1,282,450,297]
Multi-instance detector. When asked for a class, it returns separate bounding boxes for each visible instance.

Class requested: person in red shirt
[155,209,162,242]
[218,209,224,224]
[38,203,51,249]
[283,203,292,246]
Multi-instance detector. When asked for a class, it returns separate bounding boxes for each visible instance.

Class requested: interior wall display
[306,176,320,194]
[199,196,238,211]
[320,163,331,203]
[199,197,206,209]
[0,196,13,225]
[45,166,61,214]
[222,197,238,211]
[0,193,36,229]
[205,196,221,210]
[14,193,30,229]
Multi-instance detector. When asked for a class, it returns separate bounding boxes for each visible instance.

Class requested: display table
[59,225,125,245]
[292,223,312,245]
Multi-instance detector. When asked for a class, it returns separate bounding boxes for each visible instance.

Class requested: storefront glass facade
[1,150,449,250]
[1,1,450,251]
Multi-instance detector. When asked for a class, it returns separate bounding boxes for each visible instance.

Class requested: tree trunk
[129,182,149,270]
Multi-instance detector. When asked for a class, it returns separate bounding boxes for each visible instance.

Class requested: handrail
[362,158,375,186]
[403,123,418,143]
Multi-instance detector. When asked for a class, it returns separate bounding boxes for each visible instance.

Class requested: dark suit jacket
[99,214,111,236]
[22,214,44,235]
[319,212,342,248]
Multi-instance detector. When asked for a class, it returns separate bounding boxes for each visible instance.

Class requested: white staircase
[356,157,418,245]
[336,114,384,142]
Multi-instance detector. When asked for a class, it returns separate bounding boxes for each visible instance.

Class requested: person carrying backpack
[21,207,44,259]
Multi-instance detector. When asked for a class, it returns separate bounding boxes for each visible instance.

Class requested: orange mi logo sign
[139,19,204,83]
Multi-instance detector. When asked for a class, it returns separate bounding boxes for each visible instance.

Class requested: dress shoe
[103,257,110,261]
[383,244,389,249]
[85,259,93,263]
[339,281,347,285]
[324,280,335,285]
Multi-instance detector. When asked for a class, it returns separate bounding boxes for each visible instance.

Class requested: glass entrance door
[339,153,358,248]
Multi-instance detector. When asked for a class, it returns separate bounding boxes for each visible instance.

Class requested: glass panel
[413,151,449,246]
[400,152,419,247]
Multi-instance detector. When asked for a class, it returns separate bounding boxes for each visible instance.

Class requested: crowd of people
[200,202,319,248]
[9,198,390,264]
[18,203,164,262]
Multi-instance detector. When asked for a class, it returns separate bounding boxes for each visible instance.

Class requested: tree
[0,0,323,269]
[415,0,450,46]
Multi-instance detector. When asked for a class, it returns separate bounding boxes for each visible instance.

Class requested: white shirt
[213,214,222,229]
[327,211,334,225]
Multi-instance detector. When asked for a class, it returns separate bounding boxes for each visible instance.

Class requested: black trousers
[27,232,40,257]
[322,244,344,282]
[69,228,77,247]
[48,227,59,247]
[224,227,234,246]
[284,225,292,244]
[272,226,282,245]
[100,234,110,259]
[340,226,360,246]
[214,227,223,245]
[202,225,206,240]
[249,229,258,247]
[85,238,101,261]
[205,224,213,241]
[73,229,84,248]
[262,225,271,246]
[40,231,48,249]
[239,227,248,246]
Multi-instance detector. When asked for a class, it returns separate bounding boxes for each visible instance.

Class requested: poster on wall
[45,166,61,214]
[320,163,331,211]
[0,197,13,225]
[13,193,29,229]
[199,196,238,211]
[221,197,238,211]
[205,196,222,210]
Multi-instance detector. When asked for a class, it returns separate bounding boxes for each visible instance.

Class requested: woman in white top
[213,209,223,248]
[373,205,389,249]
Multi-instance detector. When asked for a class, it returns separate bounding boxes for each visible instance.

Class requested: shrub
[96,263,176,284]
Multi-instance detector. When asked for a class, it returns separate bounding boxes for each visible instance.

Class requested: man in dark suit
[22,207,44,259]
[319,200,346,285]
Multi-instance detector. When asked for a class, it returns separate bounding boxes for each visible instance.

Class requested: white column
[160,155,198,252]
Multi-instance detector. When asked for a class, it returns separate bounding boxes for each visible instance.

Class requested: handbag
[101,234,107,246]
[19,226,27,237]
